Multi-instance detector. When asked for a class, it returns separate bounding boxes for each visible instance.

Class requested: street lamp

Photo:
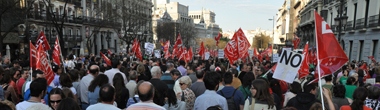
[334,0,348,50]
[106,30,111,49]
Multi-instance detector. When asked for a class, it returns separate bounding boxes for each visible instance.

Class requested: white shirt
[58,86,77,95]
[125,80,137,97]
[86,103,120,110]
[67,60,75,70]
[104,68,127,85]
[79,74,95,103]
[16,101,51,110]
[173,80,182,95]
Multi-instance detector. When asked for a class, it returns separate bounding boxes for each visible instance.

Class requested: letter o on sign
[290,54,302,68]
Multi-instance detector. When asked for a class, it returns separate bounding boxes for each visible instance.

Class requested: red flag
[135,41,143,61]
[298,42,310,79]
[270,64,277,72]
[172,33,182,57]
[186,47,193,62]
[100,52,111,66]
[253,48,259,58]
[179,47,187,62]
[52,37,61,66]
[36,44,54,84]
[164,41,171,59]
[30,41,37,69]
[35,31,51,51]
[224,33,239,64]
[199,42,205,59]
[368,56,376,63]
[131,38,138,52]
[235,28,251,59]
[293,35,301,49]
[108,49,113,55]
[214,32,222,46]
[314,11,348,79]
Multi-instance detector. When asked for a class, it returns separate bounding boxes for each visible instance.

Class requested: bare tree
[177,22,197,47]
[155,22,175,44]
[0,0,34,54]
[252,33,272,49]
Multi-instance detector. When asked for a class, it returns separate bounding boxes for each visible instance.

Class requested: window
[359,40,364,60]
[349,41,353,60]
[373,40,378,59]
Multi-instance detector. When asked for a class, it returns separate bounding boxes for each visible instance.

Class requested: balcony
[345,21,353,31]
[369,14,379,28]
[355,18,365,30]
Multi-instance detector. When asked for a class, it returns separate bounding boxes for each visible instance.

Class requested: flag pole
[314,10,325,110]
[57,36,67,73]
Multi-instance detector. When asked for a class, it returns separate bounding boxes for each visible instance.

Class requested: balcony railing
[369,14,379,28]
[346,21,353,31]
[355,18,365,29]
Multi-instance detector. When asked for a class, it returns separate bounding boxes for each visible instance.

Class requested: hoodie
[286,92,319,110]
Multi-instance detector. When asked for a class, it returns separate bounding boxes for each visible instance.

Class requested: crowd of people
[0,52,379,110]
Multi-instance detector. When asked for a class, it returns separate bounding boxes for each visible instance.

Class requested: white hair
[179,76,192,87]
[150,66,161,77]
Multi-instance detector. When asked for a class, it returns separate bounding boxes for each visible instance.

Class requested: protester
[86,84,120,110]
[194,72,228,110]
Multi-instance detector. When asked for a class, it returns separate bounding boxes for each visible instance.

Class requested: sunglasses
[179,83,185,86]
[50,100,61,103]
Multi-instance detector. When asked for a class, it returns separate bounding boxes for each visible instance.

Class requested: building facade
[189,9,220,38]
[297,0,380,62]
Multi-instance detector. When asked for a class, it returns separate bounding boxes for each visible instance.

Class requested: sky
[171,0,284,32]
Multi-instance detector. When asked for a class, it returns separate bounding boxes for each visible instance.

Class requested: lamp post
[334,0,348,50]
[106,31,111,49]
[269,16,275,62]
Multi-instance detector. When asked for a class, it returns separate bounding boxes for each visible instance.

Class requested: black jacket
[286,92,319,110]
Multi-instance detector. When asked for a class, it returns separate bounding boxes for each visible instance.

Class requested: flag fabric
[30,41,37,69]
[172,33,182,58]
[179,47,188,62]
[293,35,301,49]
[186,47,193,62]
[52,37,61,66]
[164,41,171,59]
[253,48,259,58]
[368,56,376,63]
[235,28,251,59]
[214,32,222,46]
[35,31,51,51]
[313,11,348,80]
[131,38,138,52]
[359,63,371,81]
[36,44,54,85]
[100,52,112,66]
[224,33,239,64]
[135,41,143,61]
[199,42,205,59]
[298,42,310,79]
[108,49,113,55]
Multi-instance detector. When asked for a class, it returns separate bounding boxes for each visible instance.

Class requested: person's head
[357,69,365,77]
[52,64,62,74]
[350,87,368,110]
[150,66,162,78]
[230,68,239,77]
[309,102,323,110]
[59,73,73,88]
[242,71,255,87]
[223,72,233,85]
[250,79,275,108]
[170,69,181,80]
[137,81,155,101]
[89,65,100,76]
[137,64,145,73]
[289,81,302,94]
[20,69,29,79]
[10,69,21,81]
[129,70,138,81]
[32,70,45,80]
[167,62,175,70]
[303,82,318,95]
[203,71,221,91]
[0,100,13,110]
[48,88,66,110]
[179,76,192,90]
[367,86,380,99]
[88,74,109,92]
[324,75,332,82]
[61,88,75,100]
[195,70,205,79]
[111,59,120,68]
[333,84,346,98]
[56,98,80,110]
[255,66,264,76]
[346,76,356,85]
[99,84,115,103]
[68,69,79,82]
[179,60,185,66]
[30,78,47,98]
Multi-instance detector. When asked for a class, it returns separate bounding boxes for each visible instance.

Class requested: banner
[273,49,304,83]
[204,52,210,60]
[144,42,155,55]
[154,50,161,58]
[218,49,224,59]
[36,44,54,85]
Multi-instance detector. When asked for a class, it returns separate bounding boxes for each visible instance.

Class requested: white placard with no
[205,52,210,60]
[273,49,304,83]
[144,42,155,55]
[218,50,224,58]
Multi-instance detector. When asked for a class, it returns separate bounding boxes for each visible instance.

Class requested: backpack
[220,89,238,110]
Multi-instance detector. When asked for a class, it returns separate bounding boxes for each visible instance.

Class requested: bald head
[89,65,99,75]
[137,81,155,101]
